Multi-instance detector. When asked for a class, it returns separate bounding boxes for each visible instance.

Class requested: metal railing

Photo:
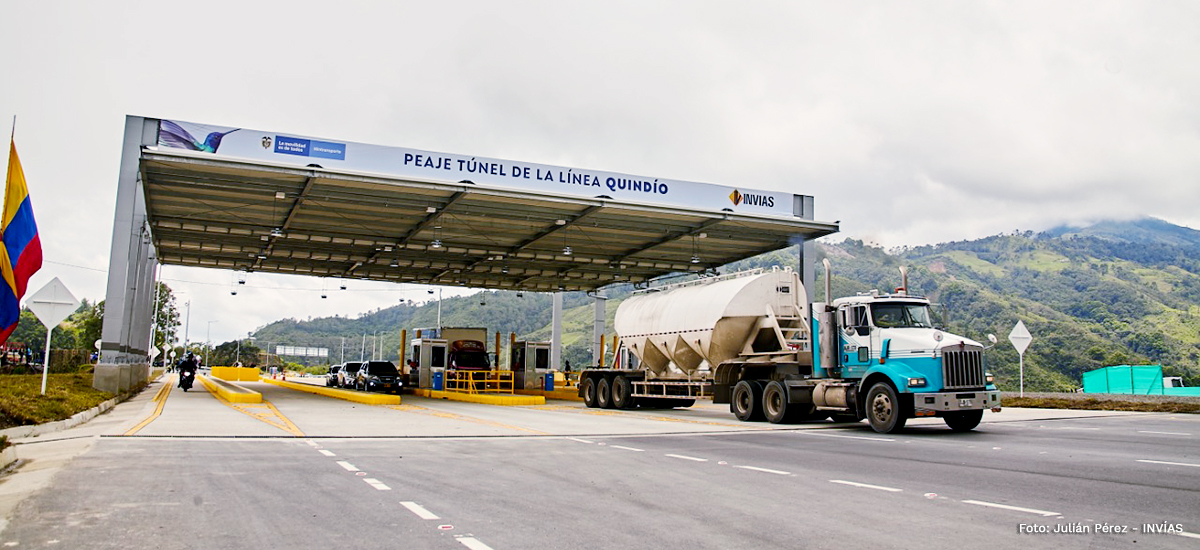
[444,369,515,394]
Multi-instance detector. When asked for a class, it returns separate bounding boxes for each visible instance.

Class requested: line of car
[325,360,404,393]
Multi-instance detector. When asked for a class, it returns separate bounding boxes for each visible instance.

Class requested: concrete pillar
[794,194,816,300]
[551,292,563,370]
[591,295,606,368]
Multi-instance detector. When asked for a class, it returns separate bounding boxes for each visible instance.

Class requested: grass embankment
[0,373,116,429]
[1005,396,1200,414]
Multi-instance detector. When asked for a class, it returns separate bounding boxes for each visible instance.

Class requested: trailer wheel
[611,375,635,409]
[581,377,598,408]
[763,381,791,424]
[865,382,907,434]
[943,410,983,432]
[731,380,764,422]
[597,377,614,409]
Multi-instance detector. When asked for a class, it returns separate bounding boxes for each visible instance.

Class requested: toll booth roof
[139,118,838,292]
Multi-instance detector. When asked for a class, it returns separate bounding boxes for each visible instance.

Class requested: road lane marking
[201,384,306,436]
[797,432,896,442]
[319,450,336,457]
[363,478,391,491]
[305,440,319,448]
[829,480,902,492]
[337,461,360,472]
[386,404,549,435]
[1137,459,1200,468]
[400,501,441,520]
[962,500,1059,517]
[735,465,791,475]
[567,438,595,444]
[665,454,708,462]
[611,445,644,452]
[456,537,494,550]
[1138,431,1191,436]
[124,377,174,436]
[1178,531,1200,540]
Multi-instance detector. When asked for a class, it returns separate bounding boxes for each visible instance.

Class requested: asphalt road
[1,375,1197,549]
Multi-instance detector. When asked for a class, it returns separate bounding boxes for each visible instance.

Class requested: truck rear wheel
[581,377,598,408]
[865,382,907,434]
[763,381,792,424]
[597,378,615,409]
[943,410,983,432]
[611,375,635,409]
[731,380,764,422]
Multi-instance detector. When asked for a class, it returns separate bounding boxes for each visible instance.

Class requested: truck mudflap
[911,390,1001,414]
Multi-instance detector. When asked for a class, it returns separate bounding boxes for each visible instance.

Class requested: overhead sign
[27,278,79,329]
[1009,320,1032,355]
[155,119,799,218]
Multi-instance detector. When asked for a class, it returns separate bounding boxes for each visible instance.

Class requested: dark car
[326,364,342,387]
[355,361,402,393]
[338,362,363,388]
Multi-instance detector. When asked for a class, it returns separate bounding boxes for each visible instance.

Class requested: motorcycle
[179,368,196,392]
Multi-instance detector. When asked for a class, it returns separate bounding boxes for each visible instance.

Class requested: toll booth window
[534,348,549,370]
[431,346,445,368]
[410,346,418,367]
[511,348,525,370]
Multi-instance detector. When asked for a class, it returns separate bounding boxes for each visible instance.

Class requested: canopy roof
[141,149,838,292]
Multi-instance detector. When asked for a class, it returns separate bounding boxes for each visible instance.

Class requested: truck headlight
[985,373,995,384]
[907,377,927,388]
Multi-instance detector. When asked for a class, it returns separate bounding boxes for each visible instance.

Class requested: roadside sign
[1009,320,1032,396]
[27,278,80,395]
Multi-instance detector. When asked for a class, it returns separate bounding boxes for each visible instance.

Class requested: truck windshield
[455,352,490,369]
[871,303,934,328]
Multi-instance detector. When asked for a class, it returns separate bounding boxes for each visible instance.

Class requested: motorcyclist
[177,352,198,391]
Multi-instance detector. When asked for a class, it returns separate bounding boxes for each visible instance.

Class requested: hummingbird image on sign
[159,120,239,153]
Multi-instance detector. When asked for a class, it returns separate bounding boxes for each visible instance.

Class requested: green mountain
[251,218,1200,390]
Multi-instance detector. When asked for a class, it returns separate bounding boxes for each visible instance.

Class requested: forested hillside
[252,218,1200,391]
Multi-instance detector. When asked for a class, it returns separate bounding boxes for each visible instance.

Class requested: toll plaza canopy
[100,116,838,364]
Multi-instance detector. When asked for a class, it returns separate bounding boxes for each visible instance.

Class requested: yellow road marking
[124,376,174,436]
[206,382,305,436]
[386,404,549,435]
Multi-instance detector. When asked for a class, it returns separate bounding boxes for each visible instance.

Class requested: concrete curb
[198,375,262,403]
[415,389,544,406]
[261,378,401,405]
[515,388,582,402]
[0,396,121,441]
[0,446,15,470]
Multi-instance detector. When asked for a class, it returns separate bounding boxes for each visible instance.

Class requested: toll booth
[410,338,448,389]
[510,340,552,390]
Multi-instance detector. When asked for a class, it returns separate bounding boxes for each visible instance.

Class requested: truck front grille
[942,350,985,390]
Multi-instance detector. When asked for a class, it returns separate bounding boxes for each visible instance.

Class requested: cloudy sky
[2,1,1197,345]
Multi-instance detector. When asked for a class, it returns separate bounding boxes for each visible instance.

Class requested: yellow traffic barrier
[198,375,263,403]
[261,378,401,405]
[444,369,516,395]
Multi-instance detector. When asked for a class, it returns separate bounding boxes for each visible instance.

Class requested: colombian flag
[0,142,42,343]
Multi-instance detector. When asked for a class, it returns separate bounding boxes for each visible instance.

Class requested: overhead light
[275,192,286,200]
[384,246,393,252]
[698,233,708,239]
[256,254,267,260]
[501,266,508,274]
[563,246,572,256]
[270,228,283,237]
[390,260,399,267]
[426,206,437,213]
[555,219,567,225]
[691,255,701,264]
[431,239,442,249]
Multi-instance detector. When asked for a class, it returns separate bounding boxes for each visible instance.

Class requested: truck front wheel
[943,410,983,432]
[865,382,907,434]
[731,380,764,422]
[581,377,598,408]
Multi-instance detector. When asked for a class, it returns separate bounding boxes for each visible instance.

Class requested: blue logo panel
[275,136,310,156]
[309,140,346,160]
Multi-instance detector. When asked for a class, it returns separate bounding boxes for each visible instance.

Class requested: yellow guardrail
[444,369,515,395]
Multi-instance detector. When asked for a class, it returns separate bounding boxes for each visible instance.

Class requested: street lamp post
[236,335,255,366]
[206,320,219,367]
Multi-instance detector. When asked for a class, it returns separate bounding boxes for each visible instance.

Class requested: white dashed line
[1138,431,1191,436]
[319,450,336,457]
[1177,531,1200,540]
[363,478,391,491]
[400,501,441,520]
[305,440,320,448]
[456,537,495,550]
[611,445,644,452]
[664,454,708,462]
[735,465,791,476]
[1137,459,1200,468]
[829,479,902,492]
[962,500,1059,517]
[567,438,594,444]
[797,432,896,442]
[336,461,360,472]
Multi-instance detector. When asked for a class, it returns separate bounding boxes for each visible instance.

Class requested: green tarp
[1082,365,1200,396]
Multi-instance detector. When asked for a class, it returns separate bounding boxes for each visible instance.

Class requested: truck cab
[826,291,1000,432]
[448,340,491,370]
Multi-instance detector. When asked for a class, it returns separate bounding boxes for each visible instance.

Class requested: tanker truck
[578,262,1001,434]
